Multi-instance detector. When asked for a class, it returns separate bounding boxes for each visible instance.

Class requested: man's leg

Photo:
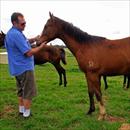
[22,71,36,117]
[15,72,26,115]
[18,97,24,114]
[23,99,31,117]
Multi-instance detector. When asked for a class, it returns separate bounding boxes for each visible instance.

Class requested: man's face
[14,16,26,31]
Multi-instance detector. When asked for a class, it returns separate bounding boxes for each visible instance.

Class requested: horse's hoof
[98,114,106,121]
[105,86,108,90]
[105,87,108,90]
[123,84,129,90]
[64,82,67,87]
[64,84,67,87]
[87,111,92,115]
[123,87,128,90]
[87,109,95,115]
[59,83,62,86]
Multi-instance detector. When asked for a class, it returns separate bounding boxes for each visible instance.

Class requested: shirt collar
[12,26,22,32]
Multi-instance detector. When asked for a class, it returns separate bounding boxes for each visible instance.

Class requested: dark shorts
[15,70,37,100]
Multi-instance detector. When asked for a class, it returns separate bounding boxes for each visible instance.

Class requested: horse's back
[109,36,129,46]
[99,37,130,75]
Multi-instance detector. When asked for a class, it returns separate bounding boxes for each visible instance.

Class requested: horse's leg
[95,76,106,120]
[59,72,62,86]
[123,75,127,88]
[63,69,67,87]
[53,63,67,87]
[95,80,106,120]
[59,65,67,87]
[52,63,62,86]
[85,73,95,115]
[86,73,106,120]
[127,75,130,89]
[103,76,108,90]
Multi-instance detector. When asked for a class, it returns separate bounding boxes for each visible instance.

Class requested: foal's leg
[63,69,67,87]
[57,62,67,87]
[53,63,62,86]
[53,63,67,87]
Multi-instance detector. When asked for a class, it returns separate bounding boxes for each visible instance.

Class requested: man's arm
[25,41,47,57]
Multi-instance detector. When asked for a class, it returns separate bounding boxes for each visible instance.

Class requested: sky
[0,0,130,45]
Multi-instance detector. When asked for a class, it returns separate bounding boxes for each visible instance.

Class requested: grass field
[0,48,6,52]
[0,49,130,130]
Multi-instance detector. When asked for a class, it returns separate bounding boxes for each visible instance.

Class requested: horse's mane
[55,17,106,43]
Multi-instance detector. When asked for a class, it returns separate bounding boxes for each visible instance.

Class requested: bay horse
[38,13,130,120]
[1,31,128,89]
[0,31,6,47]
[33,44,67,87]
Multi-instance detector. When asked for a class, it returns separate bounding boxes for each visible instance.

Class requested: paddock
[0,48,130,130]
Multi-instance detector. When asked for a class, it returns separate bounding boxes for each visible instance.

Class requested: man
[5,12,46,118]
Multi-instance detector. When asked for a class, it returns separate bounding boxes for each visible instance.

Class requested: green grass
[0,48,6,52]
[0,49,130,130]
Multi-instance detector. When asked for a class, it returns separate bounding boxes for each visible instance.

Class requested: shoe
[23,109,31,118]
[23,113,32,119]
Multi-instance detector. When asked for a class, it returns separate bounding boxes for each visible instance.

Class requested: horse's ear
[1,31,4,34]
[49,12,54,20]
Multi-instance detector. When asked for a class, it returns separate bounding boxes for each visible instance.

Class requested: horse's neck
[60,34,81,56]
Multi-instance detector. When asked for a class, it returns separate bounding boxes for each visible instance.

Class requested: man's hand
[25,41,48,57]
[39,41,47,48]
[28,35,40,44]
[34,35,40,42]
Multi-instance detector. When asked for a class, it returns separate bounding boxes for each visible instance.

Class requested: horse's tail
[60,48,67,65]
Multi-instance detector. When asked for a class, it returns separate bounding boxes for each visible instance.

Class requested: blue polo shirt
[5,27,34,76]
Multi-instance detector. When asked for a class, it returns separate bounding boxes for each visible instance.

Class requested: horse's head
[0,31,6,47]
[37,12,60,45]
